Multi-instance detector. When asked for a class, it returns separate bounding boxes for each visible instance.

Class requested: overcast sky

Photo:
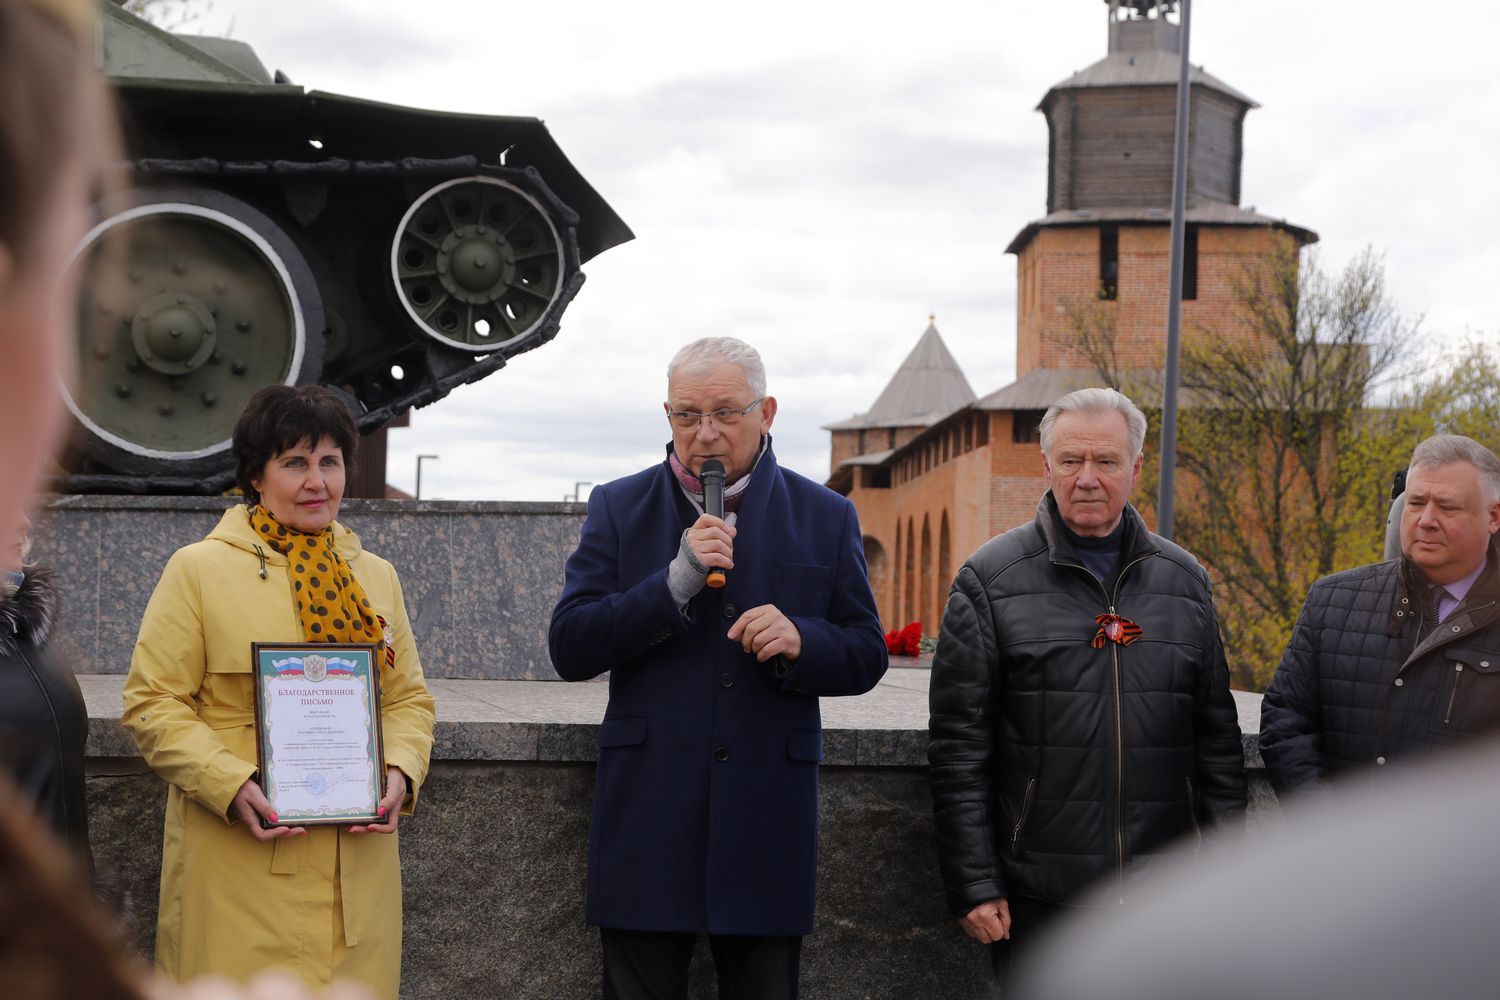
[169,0,1499,500]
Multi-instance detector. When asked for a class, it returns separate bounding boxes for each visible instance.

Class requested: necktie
[1429,584,1448,627]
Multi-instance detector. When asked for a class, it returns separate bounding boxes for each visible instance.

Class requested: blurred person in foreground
[928,386,1246,989]
[0,0,114,539]
[550,337,887,999]
[0,5,382,996]
[1261,434,1500,793]
[0,766,378,1000]
[0,0,129,945]
[123,386,435,999]
[1009,740,1500,1000]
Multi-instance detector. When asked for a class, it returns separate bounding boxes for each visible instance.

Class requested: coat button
[720,673,734,688]
[1376,756,1387,765]
[723,603,738,619]
[1394,678,1404,687]
[715,746,730,762]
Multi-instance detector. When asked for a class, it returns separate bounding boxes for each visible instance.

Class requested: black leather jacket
[0,567,91,857]
[928,495,1246,913]
[1260,542,1500,794]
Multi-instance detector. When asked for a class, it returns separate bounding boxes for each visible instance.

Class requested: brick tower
[830,0,1316,634]
[1013,0,1315,380]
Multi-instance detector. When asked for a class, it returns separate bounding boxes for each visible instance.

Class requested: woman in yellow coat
[123,385,435,1000]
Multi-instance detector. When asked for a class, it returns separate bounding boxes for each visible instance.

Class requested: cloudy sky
[165,0,1499,500]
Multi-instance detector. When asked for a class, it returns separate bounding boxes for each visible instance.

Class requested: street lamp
[415,454,439,500]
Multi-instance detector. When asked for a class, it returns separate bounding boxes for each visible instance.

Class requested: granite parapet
[84,668,1272,999]
[33,496,586,680]
[82,669,1267,769]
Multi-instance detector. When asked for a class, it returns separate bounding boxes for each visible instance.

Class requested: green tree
[1408,339,1500,452]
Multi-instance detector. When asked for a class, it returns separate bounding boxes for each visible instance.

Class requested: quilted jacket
[928,494,1246,914]
[1259,539,1500,795]
[0,567,90,857]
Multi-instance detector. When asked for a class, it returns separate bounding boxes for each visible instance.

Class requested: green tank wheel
[66,188,324,477]
[391,176,565,352]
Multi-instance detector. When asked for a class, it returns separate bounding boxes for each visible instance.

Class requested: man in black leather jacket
[1261,434,1500,793]
[928,387,1246,987]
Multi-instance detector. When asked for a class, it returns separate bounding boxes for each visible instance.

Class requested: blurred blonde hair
[0,0,115,273]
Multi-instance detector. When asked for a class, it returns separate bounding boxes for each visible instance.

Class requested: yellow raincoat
[122,506,435,999]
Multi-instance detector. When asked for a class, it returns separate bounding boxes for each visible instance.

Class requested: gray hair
[667,337,767,398]
[1408,434,1500,505]
[1039,387,1148,458]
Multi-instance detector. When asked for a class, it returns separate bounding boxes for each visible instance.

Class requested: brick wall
[830,429,862,475]
[842,221,1305,636]
[1016,223,1295,377]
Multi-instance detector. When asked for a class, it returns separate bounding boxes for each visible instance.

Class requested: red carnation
[885,621,924,657]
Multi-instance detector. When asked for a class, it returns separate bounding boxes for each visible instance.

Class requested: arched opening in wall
[920,514,934,636]
[938,511,952,635]
[903,518,916,628]
[892,520,903,627]
[864,536,889,629]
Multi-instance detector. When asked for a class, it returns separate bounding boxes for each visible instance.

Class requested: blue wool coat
[549,447,887,936]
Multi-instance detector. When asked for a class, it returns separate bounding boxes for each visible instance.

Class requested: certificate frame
[251,642,386,827]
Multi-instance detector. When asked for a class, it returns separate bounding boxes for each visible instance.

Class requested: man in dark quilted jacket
[928,387,1245,990]
[1261,434,1500,795]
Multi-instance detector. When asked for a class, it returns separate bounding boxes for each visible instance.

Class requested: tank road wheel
[391,176,565,353]
[67,190,324,479]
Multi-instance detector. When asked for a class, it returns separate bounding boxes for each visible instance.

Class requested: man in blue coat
[550,336,888,1000]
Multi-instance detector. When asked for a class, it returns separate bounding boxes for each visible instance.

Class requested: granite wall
[87,709,1275,1000]
[32,496,585,680]
[89,760,1007,1000]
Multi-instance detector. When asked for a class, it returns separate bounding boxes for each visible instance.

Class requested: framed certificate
[251,642,386,826]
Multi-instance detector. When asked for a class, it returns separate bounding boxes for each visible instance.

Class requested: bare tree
[116,0,217,33]
[1057,294,1132,390]
[1049,240,1423,688]
[1170,243,1420,687]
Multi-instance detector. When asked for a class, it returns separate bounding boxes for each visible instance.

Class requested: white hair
[1409,434,1500,506]
[667,337,767,398]
[1039,387,1148,458]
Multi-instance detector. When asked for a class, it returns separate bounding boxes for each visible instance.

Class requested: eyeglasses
[666,398,765,429]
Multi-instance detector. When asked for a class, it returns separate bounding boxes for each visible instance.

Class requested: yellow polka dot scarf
[248,505,384,650]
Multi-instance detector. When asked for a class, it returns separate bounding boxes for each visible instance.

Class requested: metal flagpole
[1156,0,1192,539]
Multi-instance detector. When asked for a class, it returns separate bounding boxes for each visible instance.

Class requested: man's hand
[960,898,1011,944]
[728,604,803,662]
[684,512,735,572]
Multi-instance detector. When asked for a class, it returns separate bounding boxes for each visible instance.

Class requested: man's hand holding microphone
[668,459,802,663]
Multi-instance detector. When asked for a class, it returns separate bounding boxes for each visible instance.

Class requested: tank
[62,6,632,493]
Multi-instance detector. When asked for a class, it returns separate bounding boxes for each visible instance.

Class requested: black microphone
[700,459,727,589]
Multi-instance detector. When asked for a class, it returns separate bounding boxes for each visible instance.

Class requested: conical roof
[825,320,976,430]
